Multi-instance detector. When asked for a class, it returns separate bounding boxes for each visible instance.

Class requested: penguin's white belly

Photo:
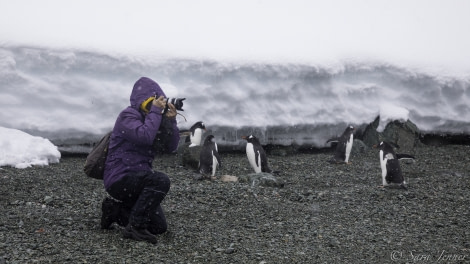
[246,143,261,173]
[190,129,203,147]
[379,150,388,185]
[345,134,353,162]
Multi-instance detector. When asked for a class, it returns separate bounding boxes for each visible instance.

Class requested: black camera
[166,97,185,111]
[162,97,185,115]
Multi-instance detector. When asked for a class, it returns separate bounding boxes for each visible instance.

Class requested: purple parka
[103,77,180,189]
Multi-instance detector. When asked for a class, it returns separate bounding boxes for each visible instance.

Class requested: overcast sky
[1,0,469,75]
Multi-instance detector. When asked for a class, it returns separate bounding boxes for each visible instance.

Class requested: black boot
[101,197,116,229]
[122,224,157,244]
[101,197,130,229]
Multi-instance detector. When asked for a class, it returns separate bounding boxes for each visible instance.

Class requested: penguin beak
[241,136,247,140]
[372,144,377,148]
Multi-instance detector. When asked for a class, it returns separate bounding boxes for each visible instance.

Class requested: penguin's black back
[199,135,221,174]
[332,126,354,160]
[253,139,271,173]
[385,159,404,184]
[334,142,347,160]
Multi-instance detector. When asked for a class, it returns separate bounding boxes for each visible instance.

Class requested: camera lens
[169,98,186,111]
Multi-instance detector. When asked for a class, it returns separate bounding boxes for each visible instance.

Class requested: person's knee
[144,172,171,193]
[156,172,170,193]
[162,173,171,190]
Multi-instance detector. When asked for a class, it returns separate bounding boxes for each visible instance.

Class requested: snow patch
[377,104,410,132]
[0,127,61,169]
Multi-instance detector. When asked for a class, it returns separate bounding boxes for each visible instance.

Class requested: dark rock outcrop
[351,139,367,154]
[177,141,201,169]
[362,116,420,154]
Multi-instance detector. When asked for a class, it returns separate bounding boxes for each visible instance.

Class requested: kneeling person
[101,77,180,244]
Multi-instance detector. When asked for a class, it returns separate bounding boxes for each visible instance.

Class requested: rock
[351,139,367,154]
[362,115,420,155]
[238,172,285,188]
[225,248,235,254]
[44,196,53,204]
[382,119,420,155]
[362,116,381,147]
[177,141,201,169]
[220,175,238,182]
[225,245,236,254]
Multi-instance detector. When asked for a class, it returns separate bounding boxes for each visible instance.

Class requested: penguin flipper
[397,154,415,160]
[255,150,261,168]
[337,141,347,154]
[326,137,339,144]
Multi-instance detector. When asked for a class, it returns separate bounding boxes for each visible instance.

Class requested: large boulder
[362,115,420,155]
[362,116,381,147]
[177,141,201,170]
[382,119,420,154]
[351,139,367,154]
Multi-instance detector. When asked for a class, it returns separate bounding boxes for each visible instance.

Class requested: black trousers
[107,170,170,234]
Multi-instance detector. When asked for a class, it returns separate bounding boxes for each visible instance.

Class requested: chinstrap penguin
[241,135,272,173]
[375,141,415,189]
[188,121,206,147]
[326,125,355,164]
[198,135,221,177]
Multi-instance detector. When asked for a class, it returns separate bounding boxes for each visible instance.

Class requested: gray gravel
[1,145,469,263]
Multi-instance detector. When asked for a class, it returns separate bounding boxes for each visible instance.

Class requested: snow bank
[0,127,61,169]
[0,46,469,150]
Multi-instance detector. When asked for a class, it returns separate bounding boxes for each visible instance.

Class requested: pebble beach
[1,145,469,263]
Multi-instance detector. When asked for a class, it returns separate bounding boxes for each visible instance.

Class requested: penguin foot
[377,185,385,188]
